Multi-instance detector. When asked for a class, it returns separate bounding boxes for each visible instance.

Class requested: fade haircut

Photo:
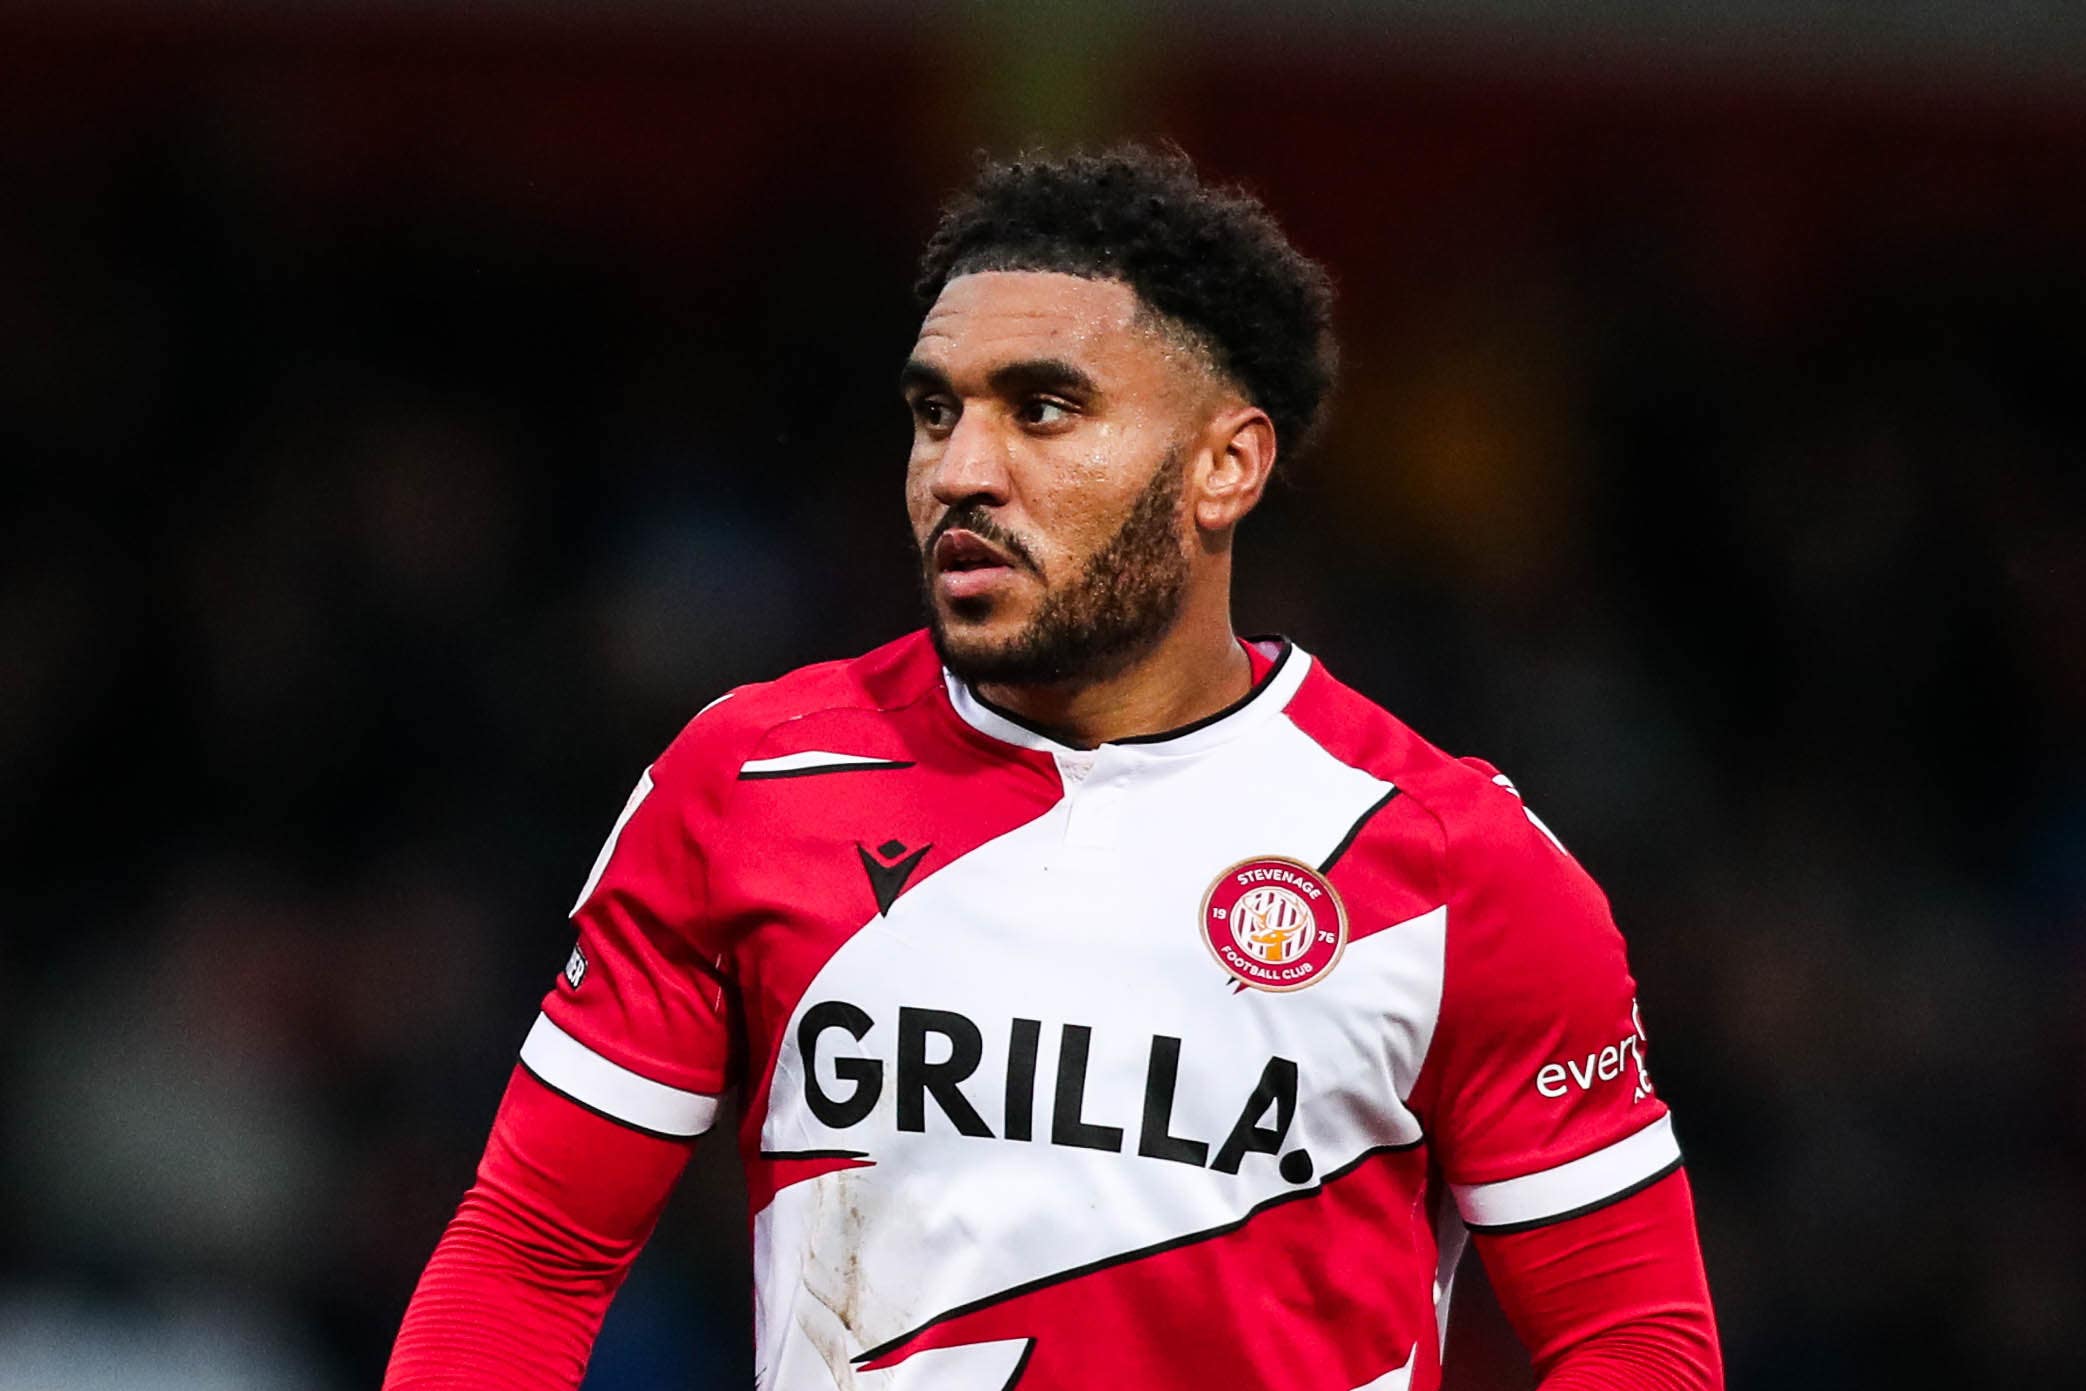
[915,144,1339,462]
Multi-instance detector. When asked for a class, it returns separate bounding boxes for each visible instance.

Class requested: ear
[1191,405,1278,536]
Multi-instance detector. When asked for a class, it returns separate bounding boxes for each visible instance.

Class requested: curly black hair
[916,144,1338,462]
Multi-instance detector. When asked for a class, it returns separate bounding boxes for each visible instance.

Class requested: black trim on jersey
[1318,786,1403,874]
[964,638,1295,750]
[758,1147,871,1162]
[1463,1158,1686,1236]
[853,1131,1424,1368]
[1113,638,1295,745]
[516,1059,703,1145]
[960,686,1064,744]
[999,1339,1036,1390]
[737,759,915,781]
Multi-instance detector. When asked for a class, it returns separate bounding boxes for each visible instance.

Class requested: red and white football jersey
[524,632,1680,1391]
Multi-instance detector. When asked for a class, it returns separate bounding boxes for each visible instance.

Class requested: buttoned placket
[1054,746,1135,849]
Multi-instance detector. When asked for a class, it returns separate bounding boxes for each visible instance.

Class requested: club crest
[1201,856,1347,991]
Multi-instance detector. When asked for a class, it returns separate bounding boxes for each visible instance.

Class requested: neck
[973,596,1253,750]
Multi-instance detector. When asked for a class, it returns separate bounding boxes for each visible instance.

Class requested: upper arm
[527,704,743,1140]
[1412,765,1680,1235]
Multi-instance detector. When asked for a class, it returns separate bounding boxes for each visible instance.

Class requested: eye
[1019,398,1073,428]
[911,397,956,433]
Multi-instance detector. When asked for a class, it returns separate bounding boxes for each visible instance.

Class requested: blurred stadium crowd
[3,6,2082,1389]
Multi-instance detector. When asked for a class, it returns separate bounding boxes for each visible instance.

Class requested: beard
[920,447,1192,688]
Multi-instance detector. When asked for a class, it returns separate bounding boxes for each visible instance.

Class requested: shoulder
[1284,651,1592,907]
[651,630,946,795]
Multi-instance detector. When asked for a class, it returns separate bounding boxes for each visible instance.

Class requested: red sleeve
[389,701,745,1385]
[1475,1169,1723,1390]
[532,708,741,1120]
[384,1067,693,1390]
[1409,763,1718,1386]
[1411,762,1680,1234]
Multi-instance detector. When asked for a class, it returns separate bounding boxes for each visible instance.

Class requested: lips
[932,529,1024,602]
[934,530,1018,574]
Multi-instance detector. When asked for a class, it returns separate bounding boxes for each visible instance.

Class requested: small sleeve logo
[1533,999,1653,1102]
[563,946,588,990]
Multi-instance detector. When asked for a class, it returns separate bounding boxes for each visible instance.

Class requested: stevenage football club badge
[1201,856,1347,991]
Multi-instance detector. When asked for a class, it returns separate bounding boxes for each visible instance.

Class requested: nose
[928,410,1013,510]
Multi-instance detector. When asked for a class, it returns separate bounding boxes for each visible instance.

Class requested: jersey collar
[942,637,1312,759]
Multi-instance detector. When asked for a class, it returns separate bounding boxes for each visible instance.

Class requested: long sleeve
[1393,761,1720,1386]
[1475,1169,1723,1390]
[384,1066,694,1389]
[390,711,739,1385]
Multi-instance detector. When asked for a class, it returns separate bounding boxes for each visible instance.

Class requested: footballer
[387,146,1722,1390]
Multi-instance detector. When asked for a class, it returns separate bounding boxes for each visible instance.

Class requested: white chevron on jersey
[751,684,1431,1389]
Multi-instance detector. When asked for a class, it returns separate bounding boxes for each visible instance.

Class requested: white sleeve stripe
[518,1013,719,1138]
[1453,1114,1681,1231]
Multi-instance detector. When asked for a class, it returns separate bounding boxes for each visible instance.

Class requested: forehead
[911,270,1194,384]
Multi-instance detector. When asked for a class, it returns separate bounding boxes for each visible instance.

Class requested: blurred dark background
[4,3,2082,1387]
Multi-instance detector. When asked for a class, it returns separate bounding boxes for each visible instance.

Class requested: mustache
[923,504,1041,574]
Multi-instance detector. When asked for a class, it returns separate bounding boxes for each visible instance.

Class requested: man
[387,147,1721,1390]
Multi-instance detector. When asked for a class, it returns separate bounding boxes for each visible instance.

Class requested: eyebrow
[897,357,1099,400]
[987,358,1098,399]
[898,359,951,397]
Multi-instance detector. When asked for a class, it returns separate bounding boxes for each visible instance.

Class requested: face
[903,270,1218,687]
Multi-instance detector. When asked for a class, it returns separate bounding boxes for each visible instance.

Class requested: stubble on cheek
[923,444,1190,687]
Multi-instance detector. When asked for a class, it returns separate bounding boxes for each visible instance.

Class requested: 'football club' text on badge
[1201,856,1348,991]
